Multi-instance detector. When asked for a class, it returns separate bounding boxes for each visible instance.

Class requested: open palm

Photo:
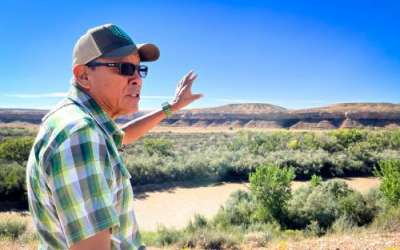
[171,71,203,111]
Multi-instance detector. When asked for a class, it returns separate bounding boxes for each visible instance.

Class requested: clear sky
[0,0,399,110]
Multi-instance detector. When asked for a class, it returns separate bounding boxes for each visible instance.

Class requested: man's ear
[73,64,91,90]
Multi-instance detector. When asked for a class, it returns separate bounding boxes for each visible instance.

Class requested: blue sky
[0,0,399,110]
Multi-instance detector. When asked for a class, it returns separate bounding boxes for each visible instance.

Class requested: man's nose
[128,74,142,86]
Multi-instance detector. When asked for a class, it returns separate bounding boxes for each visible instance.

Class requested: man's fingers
[175,71,199,102]
[183,72,196,87]
[184,71,193,82]
[184,71,196,83]
[184,72,197,90]
[187,75,198,90]
[176,84,189,97]
[178,72,190,87]
[177,71,193,91]
[192,93,203,100]
[188,72,197,82]
[177,72,195,94]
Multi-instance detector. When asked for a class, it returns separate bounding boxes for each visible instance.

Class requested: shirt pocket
[105,140,131,180]
[109,156,132,207]
[115,156,131,179]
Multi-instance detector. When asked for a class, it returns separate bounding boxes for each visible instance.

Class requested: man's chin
[125,106,139,116]
[113,106,139,118]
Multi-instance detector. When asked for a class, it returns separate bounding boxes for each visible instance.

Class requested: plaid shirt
[26,84,143,249]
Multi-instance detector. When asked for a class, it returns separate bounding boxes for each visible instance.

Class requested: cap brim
[137,43,160,62]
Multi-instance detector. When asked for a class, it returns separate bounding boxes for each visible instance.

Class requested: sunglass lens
[139,65,148,78]
[120,63,135,76]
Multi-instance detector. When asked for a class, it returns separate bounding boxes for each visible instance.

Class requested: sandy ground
[134,177,380,231]
[134,182,248,231]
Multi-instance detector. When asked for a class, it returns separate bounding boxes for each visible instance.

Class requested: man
[26,24,202,250]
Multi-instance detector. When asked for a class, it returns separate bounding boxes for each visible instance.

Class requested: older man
[26,24,202,250]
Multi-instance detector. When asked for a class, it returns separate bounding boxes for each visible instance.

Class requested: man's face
[86,53,143,118]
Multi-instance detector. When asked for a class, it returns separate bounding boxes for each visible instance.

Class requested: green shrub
[213,190,257,229]
[287,180,375,232]
[330,215,356,233]
[0,219,27,239]
[244,222,280,247]
[310,174,322,187]
[0,163,26,203]
[0,136,34,166]
[296,133,320,151]
[249,165,295,226]
[305,220,324,236]
[338,191,375,226]
[181,229,240,250]
[388,129,400,149]
[119,130,400,186]
[126,154,170,185]
[372,206,400,231]
[329,129,366,149]
[363,188,384,215]
[152,226,182,246]
[375,159,400,206]
[214,149,262,181]
[186,214,208,232]
[0,127,34,141]
[314,133,340,153]
[243,231,272,248]
[143,138,174,157]
[229,131,291,153]
[264,149,332,178]
[289,184,340,230]
[140,231,159,247]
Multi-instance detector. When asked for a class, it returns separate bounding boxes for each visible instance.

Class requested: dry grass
[265,230,400,250]
[0,211,34,233]
[0,122,39,132]
[0,240,38,250]
[0,212,37,250]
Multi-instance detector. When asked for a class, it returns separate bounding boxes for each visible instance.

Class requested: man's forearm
[121,104,178,145]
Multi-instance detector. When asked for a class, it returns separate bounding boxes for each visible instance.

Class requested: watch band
[162,102,172,117]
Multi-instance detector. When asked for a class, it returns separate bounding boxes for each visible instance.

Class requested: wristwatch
[162,102,173,117]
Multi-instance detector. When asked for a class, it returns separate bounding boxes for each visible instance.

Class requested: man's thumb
[193,93,203,100]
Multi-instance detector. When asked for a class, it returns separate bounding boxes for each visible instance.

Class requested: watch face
[162,103,172,117]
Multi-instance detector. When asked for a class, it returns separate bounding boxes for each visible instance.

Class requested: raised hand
[170,70,203,112]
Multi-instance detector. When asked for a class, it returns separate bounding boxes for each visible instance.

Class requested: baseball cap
[72,24,160,65]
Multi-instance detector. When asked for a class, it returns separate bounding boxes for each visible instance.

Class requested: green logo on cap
[109,25,133,43]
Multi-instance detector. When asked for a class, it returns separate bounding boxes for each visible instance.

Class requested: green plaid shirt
[26,84,143,249]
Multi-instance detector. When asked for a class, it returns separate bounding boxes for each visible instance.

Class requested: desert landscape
[2,102,400,130]
[1,104,400,249]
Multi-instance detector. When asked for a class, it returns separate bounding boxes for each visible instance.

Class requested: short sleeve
[46,121,118,247]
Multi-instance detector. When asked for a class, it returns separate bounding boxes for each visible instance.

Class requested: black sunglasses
[86,61,148,78]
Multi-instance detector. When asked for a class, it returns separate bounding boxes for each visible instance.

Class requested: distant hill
[1,102,400,129]
[0,108,48,124]
[293,103,400,113]
[165,102,400,129]
[188,103,287,114]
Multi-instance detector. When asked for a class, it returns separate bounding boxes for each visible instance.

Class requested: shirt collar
[67,84,125,147]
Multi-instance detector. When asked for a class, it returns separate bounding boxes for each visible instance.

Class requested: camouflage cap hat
[73,24,160,65]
